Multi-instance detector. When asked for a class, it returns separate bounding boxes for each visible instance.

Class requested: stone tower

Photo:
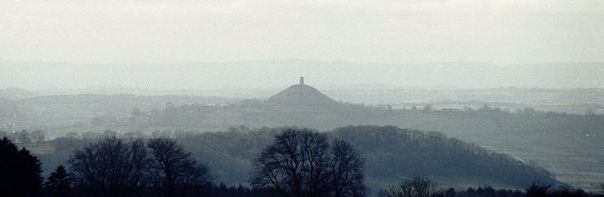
[300,77,304,85]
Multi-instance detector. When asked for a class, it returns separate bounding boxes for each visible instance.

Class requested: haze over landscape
[2,0,603,91]
[1,0,604,197]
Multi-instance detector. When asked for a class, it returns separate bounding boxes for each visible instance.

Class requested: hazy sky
[1,0,604,90]
[1,0,603,64]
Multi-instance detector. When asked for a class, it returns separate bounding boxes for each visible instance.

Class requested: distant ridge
[266,77,338,106]
[0,87,34,100]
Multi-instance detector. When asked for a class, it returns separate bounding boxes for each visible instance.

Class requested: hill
[1,94,240,135]
[267,77,339,107]
[0,87,34,100]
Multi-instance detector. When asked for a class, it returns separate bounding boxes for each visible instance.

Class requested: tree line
[3,127,603,196]
[0,128,365,196]
[378,177,603,197]
[5,126,566,193]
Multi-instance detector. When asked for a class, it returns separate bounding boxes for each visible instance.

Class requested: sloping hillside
[267,82,339,107]
[37,126,558,193]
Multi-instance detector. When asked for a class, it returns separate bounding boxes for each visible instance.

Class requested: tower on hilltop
[266,76,337,106]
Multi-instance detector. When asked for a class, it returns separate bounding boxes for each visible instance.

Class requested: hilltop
[266,77,338,107]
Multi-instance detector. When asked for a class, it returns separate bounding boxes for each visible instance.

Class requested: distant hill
[0,98,21,130]
[267,82,338,107]
[330,126,557,190]
[0,87,34,100]
[1,94,241,134]
[322,87,604,113]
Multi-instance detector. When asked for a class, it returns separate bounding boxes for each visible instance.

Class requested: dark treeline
[1,135,266,197]
[1,128,366,197]
[377,177,603,197]
[2,133,604,197]
[3,126,565,194]
[19,126,560,190]
[4,126,597,196]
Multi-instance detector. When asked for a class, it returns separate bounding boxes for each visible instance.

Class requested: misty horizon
[2,60,604,90]
[3,0,603,90]
[2,1,604,196]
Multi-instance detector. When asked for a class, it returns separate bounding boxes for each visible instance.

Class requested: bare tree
[251,128,331,196]
[378,177,437,197]
[68,137,147,197]
[330,139,366,197]
[147,138,212,197]
[251,128,366,197]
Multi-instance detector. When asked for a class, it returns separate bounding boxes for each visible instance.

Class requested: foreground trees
[0,137,43,196]
[250,128,366,197]
[69,137,147,197]
[377,177,438,197]
[45,165,73,197]
[147,138,213,197]
[67,137,211,197]
[330,139,365,197]
[525,183,550,197]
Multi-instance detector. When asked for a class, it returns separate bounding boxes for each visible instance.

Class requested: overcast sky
[1,0,603,90]
[1,0,603,64]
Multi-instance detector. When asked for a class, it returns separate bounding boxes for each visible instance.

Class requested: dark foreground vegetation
[2,132,604,197]
[1,126,602,196]
[377,177,604,197]
[1,128,363,196]
[2,126,563,193]
[5,126,559,190]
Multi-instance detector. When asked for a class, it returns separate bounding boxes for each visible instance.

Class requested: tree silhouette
[445,188,456,197]
[0,137,42,196]
[147,138,212,197]
[378,177,437,197]
[330,139,365,197]
[45,165,72,197]
[251,128,366,197]
[68,137,147,197]
[251,128,331,196]
[525,183,550,197]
